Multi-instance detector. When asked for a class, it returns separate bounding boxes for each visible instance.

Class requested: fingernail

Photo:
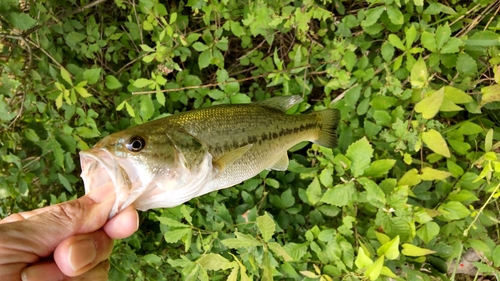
[68,238,97,272]
[87,186,115,204]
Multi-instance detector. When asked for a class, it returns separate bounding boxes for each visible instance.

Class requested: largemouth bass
[80,95,340,217]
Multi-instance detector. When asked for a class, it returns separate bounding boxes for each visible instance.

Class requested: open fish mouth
[80,149,134,218]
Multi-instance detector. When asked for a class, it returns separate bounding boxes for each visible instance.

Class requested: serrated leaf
[105,75,122,89]
[230,21,245,37]
[157,216,190,228]
[164,228,192,243]
[401,244,436,256]
[435,24,451,50]
[306,177,322,205]
[346,137,373,177]
[75,127,100,138]
[256,212,275,242]
[420,167,452,181]
[456,53,477,77]
[268,242,293,261]
[388,34,406,51]
[410,57,428,89]
[481,84,500,107]
[58,173,73,192]
[386,6,404,25]
[197,254,234,270]
[222,232,262,248]
[440,37,462,54]
[415,87,444,119]
[358,177,385,206]
[422,129,450,157]
[143,254,162,265]
[421,31,436,52]
[377,235,400,260]
[140,95,155,121]
[320,182,356,207]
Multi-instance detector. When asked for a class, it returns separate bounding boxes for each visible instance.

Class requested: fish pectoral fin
[266,152,289,171]
[214,144,253,172]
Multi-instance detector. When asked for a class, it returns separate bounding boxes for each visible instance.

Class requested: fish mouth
[80,149,133,218]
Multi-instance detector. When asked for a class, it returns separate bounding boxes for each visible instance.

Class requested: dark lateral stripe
[213,121,318,154]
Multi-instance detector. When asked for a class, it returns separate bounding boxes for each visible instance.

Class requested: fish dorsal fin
[214,144,253,173]
[266,152,289,171]
[258,95,303,112]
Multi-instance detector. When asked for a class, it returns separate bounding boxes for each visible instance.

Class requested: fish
[79,95,340,217]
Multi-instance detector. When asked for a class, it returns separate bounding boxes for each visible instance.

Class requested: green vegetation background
[2,0,500,280]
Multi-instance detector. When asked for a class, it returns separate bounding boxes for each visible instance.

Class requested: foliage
[2,0,500,280]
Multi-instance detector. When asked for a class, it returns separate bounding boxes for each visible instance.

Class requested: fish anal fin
[214,144,253,172]
[266,152,289,171]
[259,95,303,112]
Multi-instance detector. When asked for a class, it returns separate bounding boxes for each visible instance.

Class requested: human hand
[0,187,139,281]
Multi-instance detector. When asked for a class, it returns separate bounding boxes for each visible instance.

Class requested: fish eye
[126,136,146,152]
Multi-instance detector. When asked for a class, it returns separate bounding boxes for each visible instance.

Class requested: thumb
[10,187,116,259]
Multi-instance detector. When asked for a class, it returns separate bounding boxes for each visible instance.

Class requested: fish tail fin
[314,109,341,148]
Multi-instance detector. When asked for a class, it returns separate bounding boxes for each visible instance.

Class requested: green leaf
[377,235,400,260]
[197,254,234,270]
[143,254,162,265]
[25,129,40,143]
[458,122,484,135]
[440,38,462,54]
[164,227,192,243]
[230,21,245,36]
[415,87,444,119]
[133,78,155,88]
[398,168,421,187]
[192,42,209,52]
[456,53,478,77]
[405,25,418,48]
[230,93,251,104]
[306,177,322,205]
[157,216,190,228]
[140,95,155,121]
[60,68,72,86]
[361,6,385,27]
[268,242,293,261]
[105,75,122,89]
[358,177,386,206]
[410,57,428,89]
[422,129,450,157]
[256,212,275,242]
[421,31,436,52]
[198,49,211,69]
[320,182,356,207]
[386,6,404,25]
[346,137,374,177]
[439,98,463,112]
[481,84,500,107]
[381,266,398,278]
[435,24,451,50]
[125,101,135,117]
[9,12,37,30]
[363,159,396,178]
[58,173,73,192]
[420,167,452,181]
[444,86,473,104]
[75,86,91,98]
[355,247,373,269]
[401,244,436,256]
[417,221,440,243]
[140,44,155,52]
[365,255,384,281]
[75,127,100,138]
[222,232,262,248]
[437,201,470,221]
[83,68,101,85]
[388,34,406,51]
